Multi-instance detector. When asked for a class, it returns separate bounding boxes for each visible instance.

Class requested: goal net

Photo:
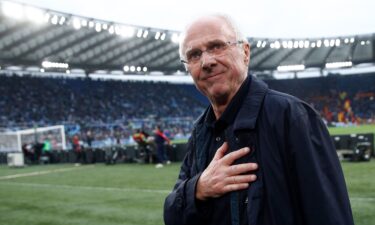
[0,125,66,153]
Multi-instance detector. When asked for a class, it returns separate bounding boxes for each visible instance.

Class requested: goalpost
[0,125,66,153]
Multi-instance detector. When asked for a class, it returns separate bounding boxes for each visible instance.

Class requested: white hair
[179,13,248,60]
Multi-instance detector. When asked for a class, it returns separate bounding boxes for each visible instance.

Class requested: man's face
[181,16,250,104]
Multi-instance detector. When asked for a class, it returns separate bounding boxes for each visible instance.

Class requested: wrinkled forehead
[181,17,236,53]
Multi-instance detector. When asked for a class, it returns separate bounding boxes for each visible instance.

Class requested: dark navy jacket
[164,75,354,225]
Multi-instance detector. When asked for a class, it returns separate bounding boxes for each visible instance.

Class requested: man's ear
[243,43,250,64]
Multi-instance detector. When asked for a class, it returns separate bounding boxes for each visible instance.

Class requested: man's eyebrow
[184,46,195,55]
[186,39,224,51]
[204,39,225,46]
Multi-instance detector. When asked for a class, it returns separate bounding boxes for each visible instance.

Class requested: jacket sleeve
[287,103,354,225]
[163,137,212,225]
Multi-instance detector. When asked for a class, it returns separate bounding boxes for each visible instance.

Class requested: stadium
[0,0,374,224]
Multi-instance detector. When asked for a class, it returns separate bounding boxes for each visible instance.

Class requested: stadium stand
[265,73,375,125]
[0,73,206,145]
[1,72,374,143]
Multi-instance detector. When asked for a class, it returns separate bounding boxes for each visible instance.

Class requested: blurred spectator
[72,135,83,165]
[133,129,152,163]
[85,130,93,148]
[154,125,171,168]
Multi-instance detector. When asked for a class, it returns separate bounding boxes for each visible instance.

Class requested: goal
[0,125,66,153]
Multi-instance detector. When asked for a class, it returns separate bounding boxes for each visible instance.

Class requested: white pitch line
[0,181,373,199]
[0,181,171,194]
[0,168,373,199]
[0,166,94,180]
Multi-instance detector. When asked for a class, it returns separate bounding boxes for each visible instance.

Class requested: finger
[226,174,257,184]
[213,142,229,160]
[223,183,249,193]
[221,146,251,165]
[227,163,258,176]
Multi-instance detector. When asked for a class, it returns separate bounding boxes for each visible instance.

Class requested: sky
[10,0,375,38]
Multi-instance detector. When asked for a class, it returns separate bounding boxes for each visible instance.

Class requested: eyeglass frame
[180,40,244,65]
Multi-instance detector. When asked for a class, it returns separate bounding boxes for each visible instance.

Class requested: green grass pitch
[328,124,375,136]
[0,161,374,225]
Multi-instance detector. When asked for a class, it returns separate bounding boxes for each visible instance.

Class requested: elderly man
[164,14,354,225]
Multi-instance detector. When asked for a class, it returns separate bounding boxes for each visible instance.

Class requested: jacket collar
[232,75,268,130]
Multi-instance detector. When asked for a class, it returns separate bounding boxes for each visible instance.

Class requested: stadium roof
[0,0,374,79]
[15,0,375,39]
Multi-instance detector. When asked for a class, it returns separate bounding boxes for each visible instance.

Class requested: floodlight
[95,22,102,32]
[51,15,58,25]
[350,37,355,43]
[329,39,335,47]
[137,29,143,38]
[277,64,305,72]
[44,13,51,23]
[114,25,121,35]
[335,39,340,47]
[311,42,316,48]
[123,65,130,72]
[143,67,147,72]
[293,41,298,49]
[42,61,69,69]
[73,18,81,30]
[66,70,70,74]
[136,66,141,72]
[256,41,261,48]
[155,32,161,40]
[274,41,281,49]
[88,21,95,28]
[304,40,309,48]
[102,24,108,30]
[142,30,149,38]
[287,41,293,49]
[325,61,352,69]
[317,40,322,47]
[298,40,304,48]
[130,66,136,72]
[281,41,286,48]
[108,25,115,34]
[59,16,66,25]
[160,33,166,40]
[324,40,329,47]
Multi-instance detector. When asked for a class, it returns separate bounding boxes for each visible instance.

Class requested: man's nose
[201,51,216,69]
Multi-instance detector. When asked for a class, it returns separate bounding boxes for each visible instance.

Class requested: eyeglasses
[180,40,244,65]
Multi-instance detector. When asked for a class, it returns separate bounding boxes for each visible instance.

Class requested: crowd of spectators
[266,73,375,126]
[0,73,205,141]
[0,72,374,148]
[0,74,205,126]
